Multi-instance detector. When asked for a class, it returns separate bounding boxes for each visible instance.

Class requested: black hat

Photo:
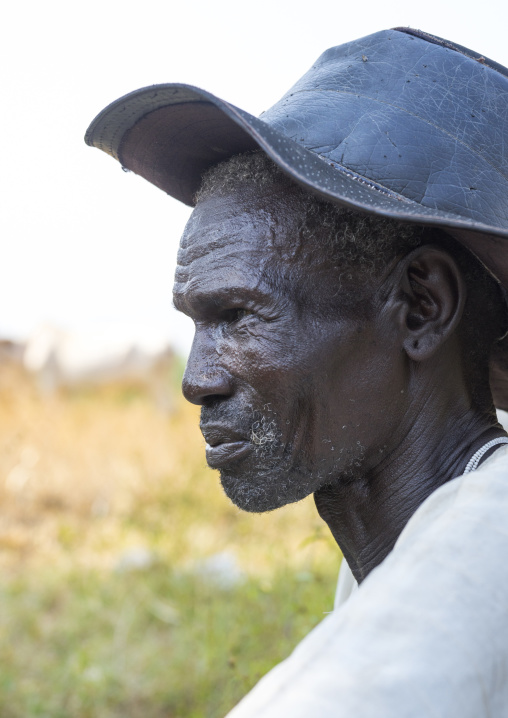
[85,27,508,409]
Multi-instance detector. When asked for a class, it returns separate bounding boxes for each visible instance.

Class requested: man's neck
[314,400,505,584]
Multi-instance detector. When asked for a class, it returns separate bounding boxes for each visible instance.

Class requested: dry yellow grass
[0,362,340,577]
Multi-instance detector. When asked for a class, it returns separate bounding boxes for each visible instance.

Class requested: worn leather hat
[85,27,508,409]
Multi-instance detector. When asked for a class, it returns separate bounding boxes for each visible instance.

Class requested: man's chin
[218,467,314,513]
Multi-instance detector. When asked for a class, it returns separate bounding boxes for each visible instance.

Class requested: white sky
[2,0,507,356]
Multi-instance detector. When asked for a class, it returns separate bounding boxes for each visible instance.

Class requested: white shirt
[226,410,508,717]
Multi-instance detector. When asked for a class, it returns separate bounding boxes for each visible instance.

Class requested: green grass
[0,562,337,718]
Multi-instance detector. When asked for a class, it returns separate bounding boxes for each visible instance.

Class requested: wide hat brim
[85,28,508,410]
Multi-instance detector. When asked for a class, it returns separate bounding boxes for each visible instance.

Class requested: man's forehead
[172,183,368,313]
[177,195,273,262]
[173,190,285,304]
[175,183,310,273]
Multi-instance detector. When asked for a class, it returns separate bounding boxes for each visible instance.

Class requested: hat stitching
[230,105,417,204]
[313,157,412,201]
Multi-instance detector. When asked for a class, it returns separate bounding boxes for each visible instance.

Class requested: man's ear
[392,245,466,361]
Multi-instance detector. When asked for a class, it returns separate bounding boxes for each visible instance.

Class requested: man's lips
[205,441,252,468]
[201,424,252,469]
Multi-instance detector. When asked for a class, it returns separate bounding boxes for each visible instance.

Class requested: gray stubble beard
[219,410,366,513]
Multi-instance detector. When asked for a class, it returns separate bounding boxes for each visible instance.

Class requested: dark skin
[173,182,506,584]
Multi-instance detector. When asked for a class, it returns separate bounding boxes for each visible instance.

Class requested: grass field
[0,363,341,717]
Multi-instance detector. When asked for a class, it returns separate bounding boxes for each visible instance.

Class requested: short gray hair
[196,151,424,282]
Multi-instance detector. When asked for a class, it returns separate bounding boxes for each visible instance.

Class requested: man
[86,28,508,716]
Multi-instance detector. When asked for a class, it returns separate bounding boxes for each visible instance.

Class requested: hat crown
[262,29,508,228]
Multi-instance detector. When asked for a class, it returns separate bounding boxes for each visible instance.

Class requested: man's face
[173,183,405,512]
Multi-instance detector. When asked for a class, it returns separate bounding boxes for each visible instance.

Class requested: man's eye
[220,308,251,324]
[229,308,250,322]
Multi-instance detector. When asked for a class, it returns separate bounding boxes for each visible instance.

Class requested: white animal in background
[23,324,176,409]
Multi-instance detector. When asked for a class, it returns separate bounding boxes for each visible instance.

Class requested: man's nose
[181,331,234,405]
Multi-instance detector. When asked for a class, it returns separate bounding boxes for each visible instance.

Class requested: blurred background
[1,0,507,715]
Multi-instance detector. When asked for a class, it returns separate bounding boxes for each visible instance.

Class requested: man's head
[173,151,507,512]
[87,28,508,414]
